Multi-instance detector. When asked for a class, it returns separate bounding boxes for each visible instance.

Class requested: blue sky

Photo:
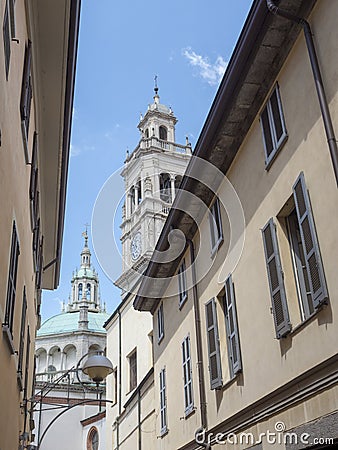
[41,0,253,321]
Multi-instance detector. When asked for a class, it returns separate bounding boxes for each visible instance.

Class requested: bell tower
[115,84,191,296]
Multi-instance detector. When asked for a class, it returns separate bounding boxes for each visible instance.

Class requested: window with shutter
[30,133,39,231]
[17,287,27,389]
[3,222,20,347]
[292,173,328,310]
[3,0,11,79]
[205,298,223,389]
[262,219,291,338]
[9,0,15,38]
[159,368,168,434]
[260,84,287,167]
[128,349,137,391]
[182,335,193,414]
[178,260,187,307]
[209,197,223,253]
[223,275,242,377]
[20,41,32,162]
[157,302,164,342]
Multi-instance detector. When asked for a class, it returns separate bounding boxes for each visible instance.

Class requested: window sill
[160,426,169,438]
[184,406,196,419]
[211,237,224,258]
[221,374,240,391]
[289,307,324,337]
[264,134,288,171]
[2,324,15,354]
[179,294,188,310]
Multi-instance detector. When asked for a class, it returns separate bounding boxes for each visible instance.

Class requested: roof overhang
[26,0,81,289]
[134,0,317,313]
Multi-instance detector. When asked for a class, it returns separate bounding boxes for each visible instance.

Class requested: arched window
[145,128,149,138]
[86,283,91,301]
[47,365,57,381]
[159,173,172,203]
[87,427,99,450]
[78,283,83,300]
[136,179,142,205]
[36,348,47,374]
[130,187,135,214]
[159,126,167,141]
[64,345,76,370]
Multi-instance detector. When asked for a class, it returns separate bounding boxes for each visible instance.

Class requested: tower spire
[154,75,159,104]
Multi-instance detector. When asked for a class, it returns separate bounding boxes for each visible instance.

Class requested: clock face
[131,232,142,261]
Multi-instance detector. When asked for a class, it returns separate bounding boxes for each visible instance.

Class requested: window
[182,335,193,414]
[24,326,31,399]
[3,0,10,79]
[17,287,27,385]
[87,427,99,450]
[78,283,83,300]
[209,197,223,253]
[159,368,167,434]
[223,275,242,377]
[30,133,39,230]
[159,173,172,203]
[205,298,222,389]
[86,283,91,301]
[157,302,164,342]
[260,84,287,167]
[3,222,20,347]
[128,349,137,391]
[178,260,187,307]
[112,368,118,404]
[262,173,328,336]
[20,41,32,162]
[159,126,167,141]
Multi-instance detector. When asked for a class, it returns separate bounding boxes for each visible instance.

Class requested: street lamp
[82,353,113,383]
[26,352,114,450]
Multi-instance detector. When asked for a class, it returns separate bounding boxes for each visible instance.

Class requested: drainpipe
[117,307,122,449]
[266,0,338,186]
[138,389,142,450]
[188,239,209,446]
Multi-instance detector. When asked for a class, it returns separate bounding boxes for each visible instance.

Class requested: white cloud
[70,143,95,158]
[70,144,81,157]
[182,47,227,86]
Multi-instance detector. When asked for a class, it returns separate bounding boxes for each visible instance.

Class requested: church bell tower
[115,84,191,296]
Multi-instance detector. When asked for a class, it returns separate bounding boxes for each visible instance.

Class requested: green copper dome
[37,311,109,336]
[73,267,97,279]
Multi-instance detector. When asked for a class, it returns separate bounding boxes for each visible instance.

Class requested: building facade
[134,0,338,449]
[33,233,109,450]
[0,0,80,448]
[105,88,191,449]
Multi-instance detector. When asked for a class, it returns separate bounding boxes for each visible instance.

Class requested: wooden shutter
[205,299,222,389]
[224,275,242,376]
[293,173,328,309]
[262,219,291,338]
[18,287,27,378]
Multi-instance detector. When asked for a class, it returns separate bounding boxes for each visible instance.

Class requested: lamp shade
[82,354,113,383]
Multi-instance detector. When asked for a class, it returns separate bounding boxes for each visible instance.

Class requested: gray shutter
[9,0,15,38]
[20,41,32,121]
[205,299,222,389]
[262,219,291,338]
[293,173,328,309]
[224,275,242,376]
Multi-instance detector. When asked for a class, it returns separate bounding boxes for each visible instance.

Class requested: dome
[74,267,97,280]
[37,311,109,336]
